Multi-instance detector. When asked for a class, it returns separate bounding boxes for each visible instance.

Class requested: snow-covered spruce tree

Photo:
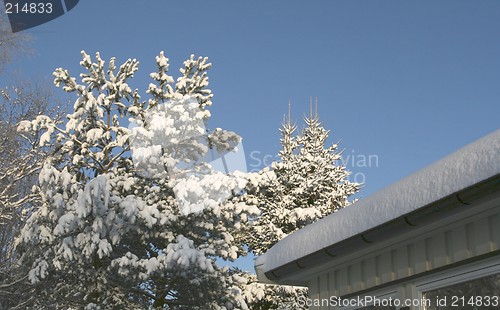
[16,51,258,309]
[239,109,360,309]
[246,111,359,255]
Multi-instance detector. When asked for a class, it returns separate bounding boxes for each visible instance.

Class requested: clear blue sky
[3,0,500,270]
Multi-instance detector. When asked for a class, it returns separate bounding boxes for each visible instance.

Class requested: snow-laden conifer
[239,104,360,309]
[245,108,359,255]
[16,51,258,309]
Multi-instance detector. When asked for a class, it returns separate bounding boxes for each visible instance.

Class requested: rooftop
[256,129,500,283]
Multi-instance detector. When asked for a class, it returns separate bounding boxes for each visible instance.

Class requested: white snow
[172,171,248,216]
[257,129,500,273]
[17,50,294,308]
[129,96,210,178]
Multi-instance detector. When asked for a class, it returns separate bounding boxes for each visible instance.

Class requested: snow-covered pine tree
[241,110,299,256]
[15,51,258,309]
[293,106,360,220]
[239,103,360,309]
[246,104,359,255]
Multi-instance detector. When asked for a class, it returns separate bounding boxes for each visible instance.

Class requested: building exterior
[255,129,500,310]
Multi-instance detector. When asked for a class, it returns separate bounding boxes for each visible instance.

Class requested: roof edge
[259,174,500,283]
[255,129,500,282]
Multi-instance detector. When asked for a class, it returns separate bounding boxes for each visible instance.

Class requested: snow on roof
[257,129,500,273]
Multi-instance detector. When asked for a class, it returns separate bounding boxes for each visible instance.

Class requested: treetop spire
[288,98,291,126]
[308,96,319,119]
